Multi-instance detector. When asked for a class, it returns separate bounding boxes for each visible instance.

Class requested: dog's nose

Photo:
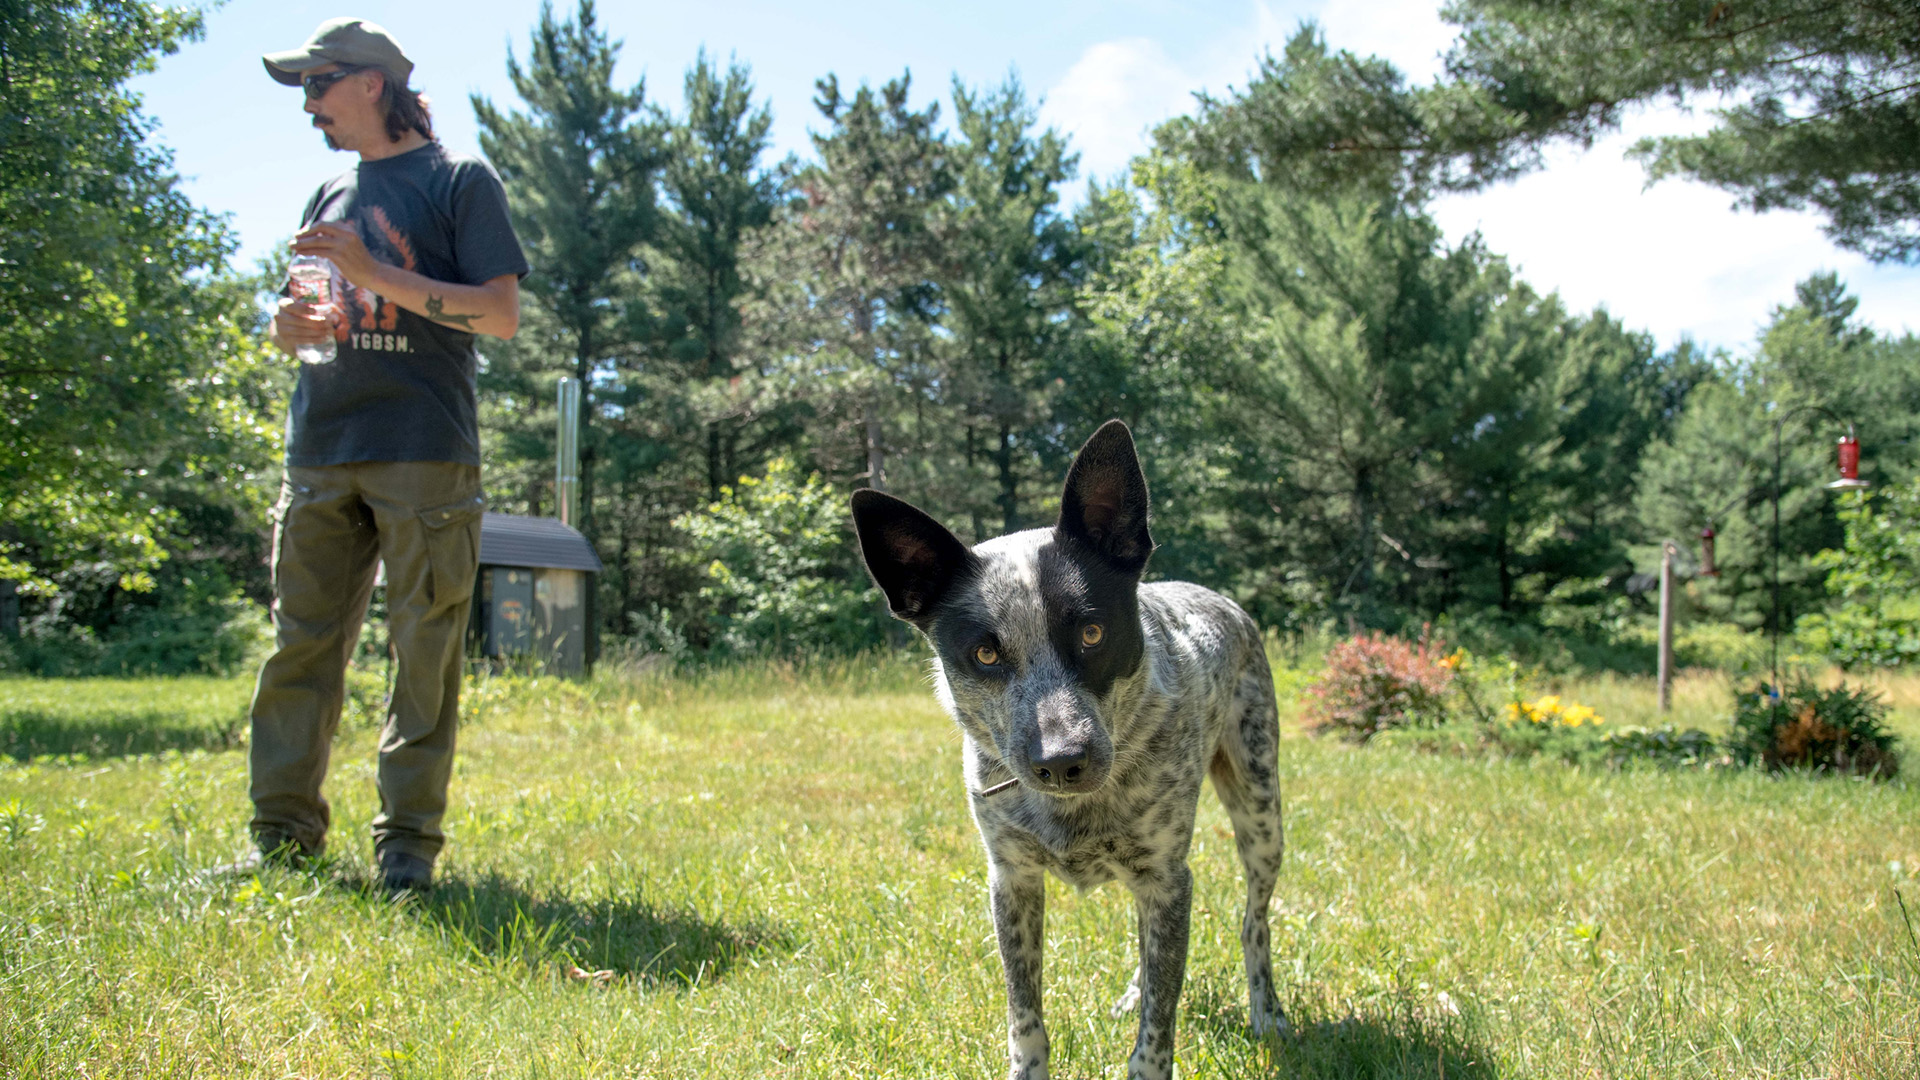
[1029,746,1089,787]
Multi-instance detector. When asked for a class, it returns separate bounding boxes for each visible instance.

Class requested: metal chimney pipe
[556,376,581,527]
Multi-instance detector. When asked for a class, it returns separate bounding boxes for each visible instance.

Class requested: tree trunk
[854,294,885,491]
[1489,491,1505,611]
[705,280,728,500]
[1349,467,1376,604]
[1496,517,1514,612]
[997,422,1017,535]
[865,406,886,491]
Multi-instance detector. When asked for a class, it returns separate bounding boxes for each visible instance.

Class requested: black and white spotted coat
[852,421,1287,1080]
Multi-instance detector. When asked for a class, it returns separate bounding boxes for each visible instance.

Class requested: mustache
[311,113,335,127]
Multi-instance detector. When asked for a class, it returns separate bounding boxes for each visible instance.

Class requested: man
[243,18,528,892]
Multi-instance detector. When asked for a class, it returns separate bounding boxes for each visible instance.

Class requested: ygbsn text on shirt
[350,331,411,353]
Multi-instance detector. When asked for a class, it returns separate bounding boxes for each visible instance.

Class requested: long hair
[376,72,435,143]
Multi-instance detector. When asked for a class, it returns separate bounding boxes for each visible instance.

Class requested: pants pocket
[268,481,313,595]
[419,492,485,608]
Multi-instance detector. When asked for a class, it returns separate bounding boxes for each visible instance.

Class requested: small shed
[471,512,602,675]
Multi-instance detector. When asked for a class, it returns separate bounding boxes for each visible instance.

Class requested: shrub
[1304,630,1455,741]
[674,458,889,658]
[1599,724,1723,769]
[1726,678,1900,778]
[1799,483,1920,670]
[0,565,265,678]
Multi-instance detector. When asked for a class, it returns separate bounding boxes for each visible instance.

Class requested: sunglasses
[301,67,363,101]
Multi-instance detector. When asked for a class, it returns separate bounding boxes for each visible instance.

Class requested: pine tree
[471,0,666,551]
[940,75,1080,535]
[651,52,781,500]
[796,73,952,492]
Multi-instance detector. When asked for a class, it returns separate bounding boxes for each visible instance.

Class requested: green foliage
[925,76,1083,538]
[1637,275,1920,642]
[1214,6,1920,261]
[1597,723,1722,769]
[0,561,265,678]
[1727,678,1900,777]
[1801,483,1920,669]
[472,0,669,552]
[794,70,955,492]
[0,1,283,595]
[674,458,887,656]
[650,51,783,502]
[1138,107,1701,632]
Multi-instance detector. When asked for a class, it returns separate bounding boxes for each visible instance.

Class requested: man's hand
[287,220,520,340]
[291,222,381,290]
[271,297,342,357]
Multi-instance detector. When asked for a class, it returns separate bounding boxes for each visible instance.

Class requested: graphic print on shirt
[333,205,417,354]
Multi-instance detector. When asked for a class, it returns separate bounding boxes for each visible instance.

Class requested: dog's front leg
[990,859,1049,1080]
[1127,865,1193,1080]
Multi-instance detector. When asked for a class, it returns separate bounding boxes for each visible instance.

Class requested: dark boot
[376,849,434,894]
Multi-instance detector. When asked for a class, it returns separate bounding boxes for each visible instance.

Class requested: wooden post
[1658,542,1675,713]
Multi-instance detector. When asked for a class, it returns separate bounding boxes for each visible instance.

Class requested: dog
[850,420,1286,1080]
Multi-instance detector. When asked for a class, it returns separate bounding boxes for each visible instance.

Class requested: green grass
[2,655,1918,1077]
[0,674,254,759]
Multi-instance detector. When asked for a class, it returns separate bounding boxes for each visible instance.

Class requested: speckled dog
[851,420,1286,1080]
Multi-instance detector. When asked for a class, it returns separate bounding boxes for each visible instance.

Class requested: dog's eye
[974,644,1000,667]
[1081,624,1104,647]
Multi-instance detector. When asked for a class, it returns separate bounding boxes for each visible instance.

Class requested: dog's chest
[975,767,1207,889]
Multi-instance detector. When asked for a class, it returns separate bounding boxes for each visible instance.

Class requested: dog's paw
[1251,1002,1291,1042]
[1109,970,1142,1017]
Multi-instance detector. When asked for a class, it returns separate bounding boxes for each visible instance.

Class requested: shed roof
[479,512,603,572]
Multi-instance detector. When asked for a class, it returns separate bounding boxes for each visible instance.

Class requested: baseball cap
[263,17,414,86]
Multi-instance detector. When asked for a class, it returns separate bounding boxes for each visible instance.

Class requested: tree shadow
[0,707,243,760]
[1184,982,1501,1079]
[352,870,794,991]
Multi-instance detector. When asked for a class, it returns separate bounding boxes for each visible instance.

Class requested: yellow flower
[1533,695,1562,715]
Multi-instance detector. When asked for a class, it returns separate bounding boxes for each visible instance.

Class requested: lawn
[2,655,1917,1078]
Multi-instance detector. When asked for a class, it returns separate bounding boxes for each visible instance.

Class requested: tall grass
[2,657,1916,1077]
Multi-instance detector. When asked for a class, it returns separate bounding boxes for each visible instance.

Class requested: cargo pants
[247,461,484,864]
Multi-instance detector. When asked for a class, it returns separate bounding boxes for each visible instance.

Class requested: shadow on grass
[368,871,793,991]
[0,708,243,760]
[1186,983,1500,1079]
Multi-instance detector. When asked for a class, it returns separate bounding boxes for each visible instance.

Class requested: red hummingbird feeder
[1829,433,1868,490]
[1698,526,1719,578]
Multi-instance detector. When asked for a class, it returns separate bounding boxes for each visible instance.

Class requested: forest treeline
[7,1,1920,674]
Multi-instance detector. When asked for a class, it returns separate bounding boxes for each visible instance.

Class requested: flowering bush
[1305,630,1455,741]
[1502,694,1605,729]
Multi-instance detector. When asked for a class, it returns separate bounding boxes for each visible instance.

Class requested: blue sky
[132,0,1916,354]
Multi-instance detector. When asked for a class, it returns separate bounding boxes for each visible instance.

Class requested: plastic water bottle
[287,255,338,364]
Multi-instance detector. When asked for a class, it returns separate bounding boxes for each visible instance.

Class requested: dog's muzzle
[1019,689,1112,795]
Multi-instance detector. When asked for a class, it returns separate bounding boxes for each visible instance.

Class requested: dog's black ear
[851,489,975,624]
[1057,419,1153,574]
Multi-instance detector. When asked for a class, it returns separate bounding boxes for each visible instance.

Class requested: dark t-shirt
[286,143,529,466]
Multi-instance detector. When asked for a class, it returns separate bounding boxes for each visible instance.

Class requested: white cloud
[1038,38,1193,185]
[1427,111,1905,351]
[1311,0,1452,82]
